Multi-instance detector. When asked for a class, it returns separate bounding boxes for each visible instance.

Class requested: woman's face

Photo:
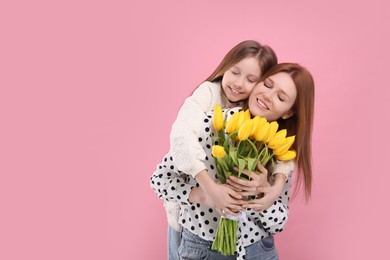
[221,57,261,103]
[248,72,297,121]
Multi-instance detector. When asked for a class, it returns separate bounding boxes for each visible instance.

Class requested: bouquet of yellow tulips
[210,104,296,256]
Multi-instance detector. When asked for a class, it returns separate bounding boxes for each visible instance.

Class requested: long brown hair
[258,63,315,200]
[205,40,277,82]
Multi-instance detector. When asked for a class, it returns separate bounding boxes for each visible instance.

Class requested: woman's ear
[281,109,295,120]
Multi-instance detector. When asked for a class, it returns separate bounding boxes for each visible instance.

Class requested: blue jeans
[178,228,278,260]
[168,225,181,260]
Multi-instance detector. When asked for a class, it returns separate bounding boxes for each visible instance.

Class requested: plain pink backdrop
[1,0,390,259]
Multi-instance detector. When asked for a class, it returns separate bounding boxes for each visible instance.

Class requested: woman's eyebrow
[266,78,274,86]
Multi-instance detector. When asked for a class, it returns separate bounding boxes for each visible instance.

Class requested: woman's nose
[263,92,271,101]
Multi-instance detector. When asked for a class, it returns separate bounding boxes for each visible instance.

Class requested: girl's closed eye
[247,78,257,83]
[231,69,239,75]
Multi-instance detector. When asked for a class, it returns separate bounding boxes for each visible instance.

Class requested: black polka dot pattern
[150,107,293,259]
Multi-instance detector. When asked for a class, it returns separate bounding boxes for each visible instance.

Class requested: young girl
[164,40,278,259]
[151,63,315,259]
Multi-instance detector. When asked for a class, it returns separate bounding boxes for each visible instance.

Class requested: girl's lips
[256,98,269,110]
[228,86,241,95]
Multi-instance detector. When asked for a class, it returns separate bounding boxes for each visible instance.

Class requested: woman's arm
[226,162,292,234]
[150,154,195,205]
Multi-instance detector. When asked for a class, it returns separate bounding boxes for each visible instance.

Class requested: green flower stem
[246,139,258,158]
[211,218,237,256]
[223,131,239,148]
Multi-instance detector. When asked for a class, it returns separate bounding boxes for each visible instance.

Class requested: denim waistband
[181,228,213,246]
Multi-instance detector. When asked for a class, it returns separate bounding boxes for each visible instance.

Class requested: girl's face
[221,57,261,103]
[248,72,297,121]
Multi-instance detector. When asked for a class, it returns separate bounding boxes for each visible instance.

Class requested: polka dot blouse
[150,107,293,259]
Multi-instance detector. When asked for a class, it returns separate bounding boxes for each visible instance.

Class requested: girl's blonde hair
[259,63,315,200]
[205,40,278,82]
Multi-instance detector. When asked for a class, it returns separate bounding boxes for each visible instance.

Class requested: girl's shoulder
[195,81,222,93]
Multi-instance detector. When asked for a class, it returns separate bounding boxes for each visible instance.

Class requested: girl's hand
[206,183,246,216]
[195,170,246,216]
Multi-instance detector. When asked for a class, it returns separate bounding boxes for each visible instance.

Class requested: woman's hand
[226,162,270,197]
[227,162,286,211]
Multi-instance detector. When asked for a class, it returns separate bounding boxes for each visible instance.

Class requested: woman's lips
[256,98,269,110]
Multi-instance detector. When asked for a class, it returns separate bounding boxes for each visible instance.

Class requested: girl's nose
[234,76,245,89]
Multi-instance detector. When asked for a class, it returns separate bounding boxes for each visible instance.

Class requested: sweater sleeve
[150,154,196,205]
[271,160,295,178]
[169,81,221,178]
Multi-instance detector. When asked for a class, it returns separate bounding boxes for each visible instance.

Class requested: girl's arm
[150,153,245,213]
[170,81,220,178]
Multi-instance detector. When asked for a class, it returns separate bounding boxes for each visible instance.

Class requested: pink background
[1,0,390,259]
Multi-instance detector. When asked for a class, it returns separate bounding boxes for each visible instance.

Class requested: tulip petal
[212,104,224,131]
[265,121,279,143]
[238,119,254,141]
[273,136,295,155]
[276,150,296,161]
[225,112,239,134]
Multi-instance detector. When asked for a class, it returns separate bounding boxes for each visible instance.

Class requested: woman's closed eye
[263,79,272,88]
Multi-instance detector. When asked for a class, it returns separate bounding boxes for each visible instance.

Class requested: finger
[226,183,243,192]
[234,168,254,179]
[227,204,245,212]
[228,176,255,188]
[256,186,272,193]
[216,208,225,217]
[252,206,266,212]
[227,180,257,193]
[237,190,259,197]
[223,207,238,216]
[226,179,245,190]
[243,198,262,207]
[227,188,245,200]
[257,161,268,174]
[233,167,256,179]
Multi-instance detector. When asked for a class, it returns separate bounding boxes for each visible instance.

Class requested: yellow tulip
[268,129,287,149]
[265,121,279,143]
[250,116,266,136]
[236,111,247,130]
[253,121,270,142]
[225,112,239,134]
[273,136,295,155]
[244,109,251,121]
[238,119,254,141]
[212,104,224,131]
[276,150,297,161]
[212,145,226,158]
